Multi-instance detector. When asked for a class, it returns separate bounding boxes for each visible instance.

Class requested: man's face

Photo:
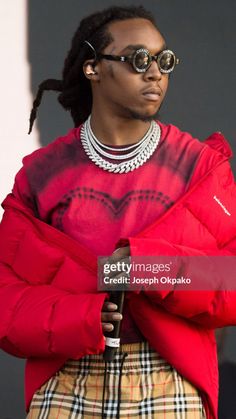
[93,18,169,121]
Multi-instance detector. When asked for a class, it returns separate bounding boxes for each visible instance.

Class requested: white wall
[0,1,39,219]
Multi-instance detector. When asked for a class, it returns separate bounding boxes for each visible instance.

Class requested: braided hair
[28,5,157,134]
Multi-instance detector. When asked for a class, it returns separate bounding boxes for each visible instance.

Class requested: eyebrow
[121,43,167,54]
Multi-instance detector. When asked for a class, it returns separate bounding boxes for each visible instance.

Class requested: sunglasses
[84,41,179,74]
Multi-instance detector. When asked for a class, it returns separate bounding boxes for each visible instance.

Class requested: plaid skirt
[27,342,206,418]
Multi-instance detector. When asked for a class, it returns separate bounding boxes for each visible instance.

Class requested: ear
[83,60,100,81]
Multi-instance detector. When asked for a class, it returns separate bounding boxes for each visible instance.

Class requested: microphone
[103,290,125,362]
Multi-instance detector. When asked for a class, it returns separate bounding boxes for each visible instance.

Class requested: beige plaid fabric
[27,342,206,418]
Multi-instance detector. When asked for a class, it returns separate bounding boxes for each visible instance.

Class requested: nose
[143,60,162,81]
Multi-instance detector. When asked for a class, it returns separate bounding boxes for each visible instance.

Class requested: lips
[142,87,162,101]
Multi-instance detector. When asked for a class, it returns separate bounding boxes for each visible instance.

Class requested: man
[0,5,236,418]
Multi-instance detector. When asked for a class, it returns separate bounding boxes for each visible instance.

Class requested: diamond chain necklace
[80,116,161,174]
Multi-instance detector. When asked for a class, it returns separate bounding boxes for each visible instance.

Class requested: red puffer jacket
[0,132,236,419]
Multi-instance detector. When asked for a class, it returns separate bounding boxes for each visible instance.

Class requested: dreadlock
[28,5,157,134]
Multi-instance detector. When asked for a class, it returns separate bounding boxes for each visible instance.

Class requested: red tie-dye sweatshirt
[12,121,205,342]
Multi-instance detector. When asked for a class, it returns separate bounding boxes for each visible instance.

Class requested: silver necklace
[80,116,161,173]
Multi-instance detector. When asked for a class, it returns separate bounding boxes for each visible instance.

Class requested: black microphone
[103,291,125,362]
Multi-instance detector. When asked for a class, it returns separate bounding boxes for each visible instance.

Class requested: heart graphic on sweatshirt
[52,187,173,255]
[55,187,173,224]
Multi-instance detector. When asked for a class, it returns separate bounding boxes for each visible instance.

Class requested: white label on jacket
[213,195,231,216]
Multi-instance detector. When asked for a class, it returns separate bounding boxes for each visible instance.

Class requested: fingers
[102,322,114,332]
[99,246,131,293]
[101,300,122,333]
[102,301,117,312]
[110,254,130,265]
[100,248,129,334]
[101,311,123,322]
[102,315,122,333]
[110,246,130,262]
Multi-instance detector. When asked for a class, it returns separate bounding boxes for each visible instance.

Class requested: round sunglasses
[98,48,179,74]
[84,41,179,74]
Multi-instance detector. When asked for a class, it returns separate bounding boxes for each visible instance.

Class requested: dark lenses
[157,50,176,73]
[133,49,151,72]
[132,48,178,73]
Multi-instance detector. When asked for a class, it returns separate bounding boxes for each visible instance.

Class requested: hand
[108,246,131,289]
[110,246,130,262]
[101,300,123,333]
[101,246,130,334]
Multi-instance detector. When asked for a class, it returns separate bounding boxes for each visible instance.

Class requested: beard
[128,109,160,122]
[123,103,163,122]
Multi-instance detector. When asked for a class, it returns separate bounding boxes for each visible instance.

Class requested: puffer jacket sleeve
[128,237,236,329]
[124,160,236,328]
[0,195,107,360]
